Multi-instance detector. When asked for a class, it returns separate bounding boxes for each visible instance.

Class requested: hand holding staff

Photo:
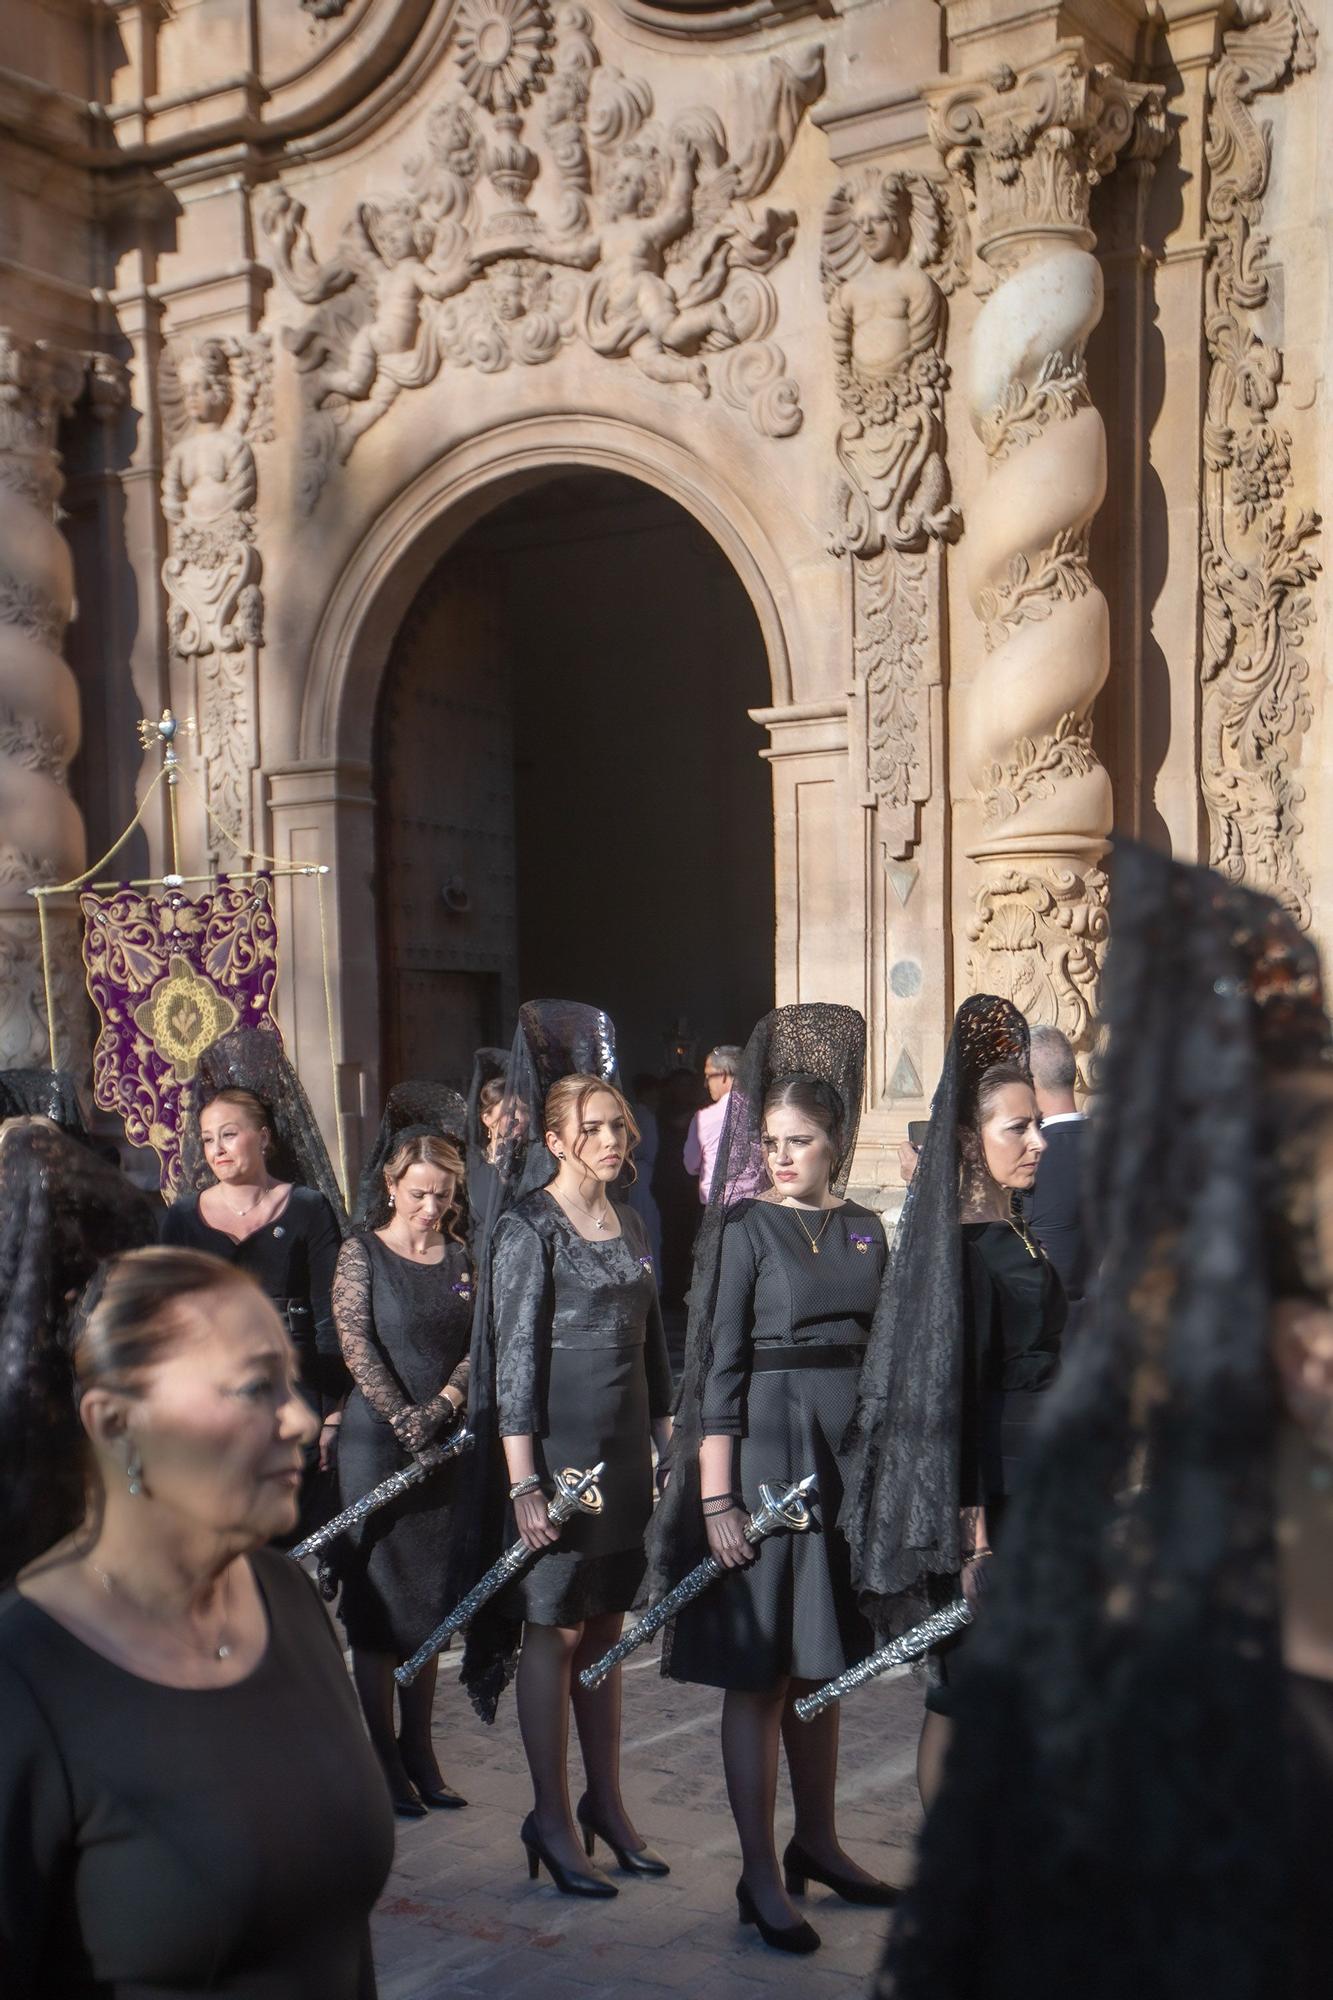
[395,1461,606,1688]
[288,1425,475,1562]
[578,1472,819,1691]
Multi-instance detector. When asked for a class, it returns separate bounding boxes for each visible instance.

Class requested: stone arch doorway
[372,468,776,1104]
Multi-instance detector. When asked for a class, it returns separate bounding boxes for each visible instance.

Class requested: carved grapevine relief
[821,170,962,860]
[160,334,273,855]
[263,10,824,508]
[1200,0,1320,924]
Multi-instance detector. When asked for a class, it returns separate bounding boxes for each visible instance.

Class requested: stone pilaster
[0,332,89,1068]
[928,49,1164,1049]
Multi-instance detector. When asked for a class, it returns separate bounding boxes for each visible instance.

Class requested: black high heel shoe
[736,1878,820,1954]
[398,1740,467,1809]
[575,1796,670,1877]
[520,1812,618,1898]
[781,1838,901,1907]
[388,1783,428,1821]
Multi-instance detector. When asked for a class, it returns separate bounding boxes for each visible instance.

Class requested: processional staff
[288,1426,475,1562]
[395,1461,607,1688]
[793,1598,974,1721]
[578,1473,819,1690]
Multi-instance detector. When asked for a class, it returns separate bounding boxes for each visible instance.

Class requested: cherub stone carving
[265,191,477,452]
[261,19,823,505]
[581,136,738,394]
[822,170,962,556]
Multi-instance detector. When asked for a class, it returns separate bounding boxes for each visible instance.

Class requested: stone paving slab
[368,1638,922,1999]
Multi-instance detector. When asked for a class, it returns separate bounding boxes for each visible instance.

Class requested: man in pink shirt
[683,1045,742,1202]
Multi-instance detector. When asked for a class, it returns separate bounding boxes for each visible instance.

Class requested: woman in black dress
[840,994,1062,1801]
[333,1130,473,1816]
[882,844,1333,2000]
[0,1136,393,1998]
[460,1001,672,1898]
[161,1030,349,1494]
[654,1004,895,1954]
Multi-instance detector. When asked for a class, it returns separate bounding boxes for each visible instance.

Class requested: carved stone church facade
[2,0,1327,1186]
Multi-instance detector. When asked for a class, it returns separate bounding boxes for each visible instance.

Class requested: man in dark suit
[1026,1024,1088,1315]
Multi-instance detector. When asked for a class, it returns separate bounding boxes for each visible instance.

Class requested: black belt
[750,1346,864,1372]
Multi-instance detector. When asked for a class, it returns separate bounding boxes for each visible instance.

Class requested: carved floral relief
[263,6,824,509]
[1200,0,1320,924]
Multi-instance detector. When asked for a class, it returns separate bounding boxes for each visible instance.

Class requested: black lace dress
[926,1218,1066,1715]
[491,1191,672,1626]
[332,1232,473,1657]
[666,1199,886,1691]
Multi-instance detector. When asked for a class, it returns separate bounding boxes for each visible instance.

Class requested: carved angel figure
[822,170,962,556]
[161,338,268,659]
[580,137,741,394]
[264,189,476,454]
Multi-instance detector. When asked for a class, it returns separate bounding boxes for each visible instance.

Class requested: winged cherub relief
[822,169,964,556]
[261,21,823,510]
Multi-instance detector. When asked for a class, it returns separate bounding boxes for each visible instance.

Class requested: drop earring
[388,1192,396,1207]
[126,1447,144,1498]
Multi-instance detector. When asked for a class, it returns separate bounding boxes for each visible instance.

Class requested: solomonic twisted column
[928,53,1163,1049]
[0,333,89,1066]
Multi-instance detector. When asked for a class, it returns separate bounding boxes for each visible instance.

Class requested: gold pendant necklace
[1007,1212,1040,1260]
[789,1205,835,1255]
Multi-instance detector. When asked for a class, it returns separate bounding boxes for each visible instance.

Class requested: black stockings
[515,1613,643,1870]
[352,1649,446,1795]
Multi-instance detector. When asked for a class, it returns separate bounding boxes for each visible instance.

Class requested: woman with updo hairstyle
[486,1065,673,1897]
[161,1079,346,1461]
[0,1236,394,1997]
[331,1130,474,1817]
[655,1005,894,1955]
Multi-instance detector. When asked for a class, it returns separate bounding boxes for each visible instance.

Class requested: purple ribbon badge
[849,1231,875,1255]
[639,1255,655,1277]
[453,1274,474,1300]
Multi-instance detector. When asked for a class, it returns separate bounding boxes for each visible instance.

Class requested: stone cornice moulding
[610,0,830,48]
[811,85,933,167]
[0,0,444,174]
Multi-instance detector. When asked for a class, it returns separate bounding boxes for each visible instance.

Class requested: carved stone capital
[928,47,1161,271]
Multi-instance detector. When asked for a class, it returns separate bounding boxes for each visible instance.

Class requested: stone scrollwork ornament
[262,13,824,508]
[822,170,963,860]
[160,335,273,856]
[1200,0,1320,925]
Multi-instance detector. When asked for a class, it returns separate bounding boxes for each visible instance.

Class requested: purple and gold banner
[81,877,281,1195]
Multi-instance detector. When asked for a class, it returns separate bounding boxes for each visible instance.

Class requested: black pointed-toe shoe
[575,1796,670,1876]
[520,1813,619,1898]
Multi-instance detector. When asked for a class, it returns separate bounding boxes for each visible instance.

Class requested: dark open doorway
[374,469,775,1093]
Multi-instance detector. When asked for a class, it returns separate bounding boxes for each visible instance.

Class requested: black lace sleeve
[621,1207,673,1419]
[332,1236,457,1453]
[491,1211,554,1438]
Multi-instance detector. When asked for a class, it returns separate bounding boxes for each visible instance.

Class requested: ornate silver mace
[578,1472,818,1691]
[395,1461,606,1688]
[793,1598,974,1720]
[288,1426,475,1562]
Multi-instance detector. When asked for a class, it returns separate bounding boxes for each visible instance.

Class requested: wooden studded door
[375,552,518,1091]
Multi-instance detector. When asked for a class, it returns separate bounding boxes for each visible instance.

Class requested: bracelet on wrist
[962,1547,993,1562]
[509,1475,544,1501]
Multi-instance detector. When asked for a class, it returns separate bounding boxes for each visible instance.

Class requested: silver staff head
[549,1461,606,1522]
[750,1472,818,1540]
